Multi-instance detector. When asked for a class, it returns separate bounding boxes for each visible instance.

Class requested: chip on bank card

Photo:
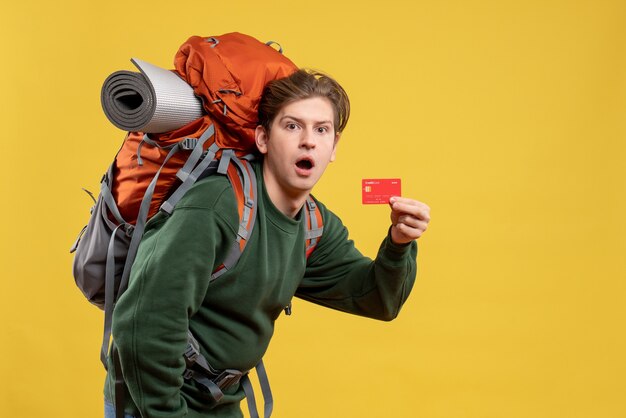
[362,178,401,204]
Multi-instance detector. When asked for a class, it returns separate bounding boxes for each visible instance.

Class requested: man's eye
[286,123,298,130]
[317,127,328,133]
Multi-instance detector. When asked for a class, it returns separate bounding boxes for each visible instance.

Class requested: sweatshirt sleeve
[111,184,238,418]
[296,203,418,321]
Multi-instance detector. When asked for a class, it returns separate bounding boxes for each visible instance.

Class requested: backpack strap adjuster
[304,195,324,258]
[184,347,199,365]
[238,225,249,240]
[180,137,199,151]
[184,332,200,366]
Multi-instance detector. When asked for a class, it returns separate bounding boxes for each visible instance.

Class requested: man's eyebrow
[279,115,333,125]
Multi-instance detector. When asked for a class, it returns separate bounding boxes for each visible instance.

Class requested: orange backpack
[112,33,298,223]
[71,33,325,418]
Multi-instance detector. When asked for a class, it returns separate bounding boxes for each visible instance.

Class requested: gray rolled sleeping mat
[101,58,204,133]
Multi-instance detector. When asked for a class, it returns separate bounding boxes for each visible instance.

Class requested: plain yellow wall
[1,0,625,417]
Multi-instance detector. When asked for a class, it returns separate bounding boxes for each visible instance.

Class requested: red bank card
[362,178,401,204]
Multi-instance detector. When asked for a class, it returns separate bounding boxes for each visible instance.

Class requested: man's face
[255,96,339,201]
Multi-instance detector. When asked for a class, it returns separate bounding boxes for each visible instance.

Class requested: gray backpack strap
[241,360,273,418]
[101,124,220,367]
[217,148,233,175]
[195,374,226,402]
[100,165,129,227]
[101,132,209,401]
[136,134,179,166]
[183,331,245,403]
[116,141,186,297]
[304,197,323,253]
[111,345,126,418]
[176,124,216,182]
[241,376,260,418]
[160,141,220,214]
[210,157,257,281]
[101,223,125,366]
[100,140,184,368]
[256,360,274,417]
[231,156,258,247]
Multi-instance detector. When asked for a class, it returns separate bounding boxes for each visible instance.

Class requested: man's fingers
[393,214,422,228]
[392,222,424,239]
[389,197,431,243]
[395,216,429,231]
[390,199,431,221]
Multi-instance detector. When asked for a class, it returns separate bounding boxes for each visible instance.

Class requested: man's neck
[271,195,307,219]
[262,166,308,219]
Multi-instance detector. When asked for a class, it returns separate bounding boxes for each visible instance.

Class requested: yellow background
[1,0,625,417]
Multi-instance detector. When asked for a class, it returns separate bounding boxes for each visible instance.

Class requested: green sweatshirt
[105,160,417,417]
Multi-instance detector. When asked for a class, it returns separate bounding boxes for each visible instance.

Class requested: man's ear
[255,125,269,155]
[330,132,341,162]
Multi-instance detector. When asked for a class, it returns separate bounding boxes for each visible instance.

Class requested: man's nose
[300,129,316,149]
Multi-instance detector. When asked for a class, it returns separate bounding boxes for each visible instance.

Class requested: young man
[105,69,431,417]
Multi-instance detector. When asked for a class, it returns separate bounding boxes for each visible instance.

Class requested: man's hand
[389,197,431,245]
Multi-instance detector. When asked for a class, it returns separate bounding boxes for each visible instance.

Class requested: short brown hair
[258,69,350,134]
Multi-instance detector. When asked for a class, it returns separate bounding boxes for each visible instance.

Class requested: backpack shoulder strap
[211,170,321,279]
[211,154,257,281]
[304,196,324,259]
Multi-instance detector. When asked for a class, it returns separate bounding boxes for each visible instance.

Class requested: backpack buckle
[183,369,194,380]
[180,137,199,151]
[184,341,199,366]
[214,369,244,390]
[124,224,135,238]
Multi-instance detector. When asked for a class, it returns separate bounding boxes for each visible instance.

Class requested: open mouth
[295,157,314,170]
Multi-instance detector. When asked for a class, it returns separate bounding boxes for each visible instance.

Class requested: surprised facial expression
[255,97,340,201]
